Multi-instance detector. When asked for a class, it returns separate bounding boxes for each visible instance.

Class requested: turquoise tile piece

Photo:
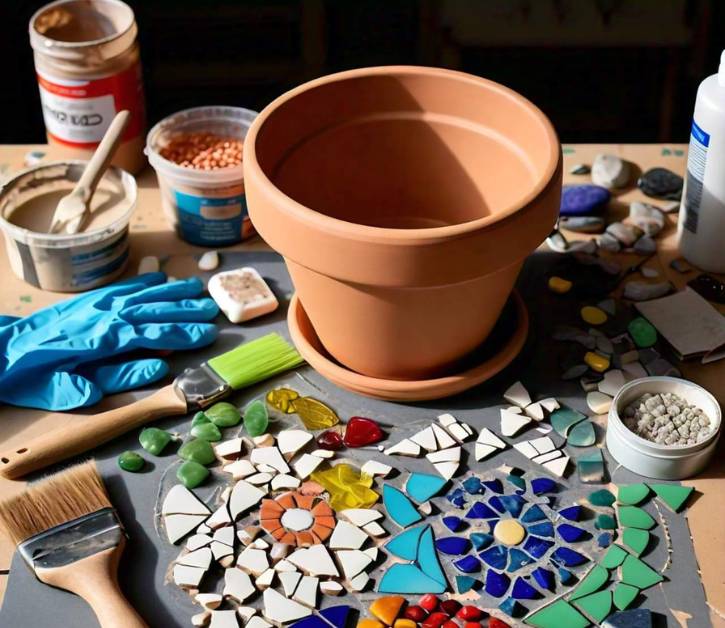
[405,472,448,503]
[567,420,596,447]
[377,563,446,594]
[521,504,547,523]
[383,484,423,528]
[551,407,587,437]
[416,526,447,586]
[507,548,534,572]
[456,575,477,594]
[385,525,426,560]
[527,521,555,537]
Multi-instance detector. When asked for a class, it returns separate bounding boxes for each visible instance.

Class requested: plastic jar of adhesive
[29,0,146,174]
[146,106,258,247]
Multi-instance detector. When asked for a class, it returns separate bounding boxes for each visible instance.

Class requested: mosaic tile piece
[567,421,596,447]
[524,599,589,628]
[603,608,652,628]
[462,477,485,494]
[597,532,614,548]
[456,575,477,594]
[576,450,605,484]
[601,544,628,569]
[383,485,423,528]
[370,597,405,626]
[613,583,639,611]
[523,536,554,559]
[488,496,505,513]
[467,502,499,519]
[550,407,587,437]
[616,484,650,506]
[499,495,527,518]
[573,590,612,623]
[480,545,509,570]
[621,528,650,556]
[405,473,448,503]
[485,570,511,597]
[569,564,609,601]
[470,532,494,550]
[521,505,548,523]
[501,408,532,437]
[455,555,482,573]
[494,519,526,546]
[617,506,656,530]
[483,479,505,493]
[557,523,587,543]
[512,576,542,600]
[442,516,464,532]
[543,455,570,478]
[551,547,589,567]
[507,548,535,572]
[620,555,663,589]
[385,526,425,561]
[649,484,693,512]
[531,478,557,495]
[595,514,617,530]
[527,522,554,538]
[377,564,446,594]
[531,567,555,592]
[435,537,471,556]
[558,568,575,585]
[558,505,582,522]
[447,488,466,508]
[416,527,447,587]
[319,606,351,628]
[498,597,524,618]
[588,489,615,507]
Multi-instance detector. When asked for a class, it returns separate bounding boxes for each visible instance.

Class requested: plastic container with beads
[146,106,258,247]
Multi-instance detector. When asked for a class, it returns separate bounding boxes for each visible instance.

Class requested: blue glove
[0,272,219,411]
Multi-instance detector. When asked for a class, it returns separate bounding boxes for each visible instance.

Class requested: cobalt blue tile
[557,523,587,543]
[526,521,554,538]
[531,567,555,592]
[597,532,614,548]
[470,532,494,551]
[442,515,464,532]
[320,607,351,628]
[488,495,505,513]
[480,545,508,570]
[507,548,534,572]
[447,488,467,508]
[506,474,527,491]
[544,495,557,507]
[531,478,557,495]
[482,478,504,494]
[456,575,477,594]
[499,495,527,518]
[467,502,499,519]
[435,536,471,555]
[512,576,542,600]
[454,555,481,573]
[462,476,485,494]
[290,617,328,628]
[498,597,524,618]
[558,505,582,521]
[558,567,575,584]
[523,536,554,559]
[551,547,589,567]
[485,569,511,598]
[521,504,547,523]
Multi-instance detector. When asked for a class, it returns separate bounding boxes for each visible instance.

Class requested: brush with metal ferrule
[0,332,304,479]
[0,461,147,628]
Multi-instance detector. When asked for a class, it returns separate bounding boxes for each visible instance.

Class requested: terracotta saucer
[287,290,529,401]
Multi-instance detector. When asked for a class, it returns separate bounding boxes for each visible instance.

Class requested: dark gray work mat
[0,251,711,628]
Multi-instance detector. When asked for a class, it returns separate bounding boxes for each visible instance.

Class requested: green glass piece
[176,460,209,489]
[191,411,210,427]
[628,317,657,348]
[613,583,639,610]
[118,450,144,472]
[178,438,216,465]
[550,407,587,437]
[243,399,269,436]
[191,422,222,442]
[620,554,663,589]
[648,484,693,512]
[616,484,650,506]
[618,506,656,530]
[567,420,596,447]
[601,545,628,569]
[595,514,617,530]
[588,489,616,507]
[524,599,590,628]
[573,590,612,624]
[570,565,609,601]
[577,450,605,484]
[621,528,650,557]
[507,474,526,490]
[206,402,242,427]
[138,427,172,455]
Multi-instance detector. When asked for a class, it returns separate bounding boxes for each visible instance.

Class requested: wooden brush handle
[37,540,147,628]
[0,385,187,479]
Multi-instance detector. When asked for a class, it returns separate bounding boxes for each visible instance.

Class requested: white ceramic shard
[586,391,612,414]
[211,541,235,562]
[245,617,272,628]
[287,544,339,577]
[598,369,627,396]
[223,568,255,603]
[207,505,233,529]
[410,426,439,452]
[196,523,212,535]
[199,250,220,271]
[213,526,235,547]
[280,571,303,597]
[187,534,213,551]
[418,501,433,515]
[539,397,560,412]
[360,460,392,477]
[229,481,266,520]
[433,461,459,480]
[271,474,301,490]
[238,525,261,545]
[246,472,274,486]
[138,255,159,275]
[447,421,474,442]
[237,608,258,624]
[477,427,507,449]
[310,449,335,459]
[426,446,460,463]
[166,514,209,544]
[263,588,312,624]
[475,443,498,461]
[280,508,314,532]
[277,430,314,460]
[320,581,344,596]
[336,549,373,579]
[252,538,270,550]
[209,610,239,628]
[237,547,270,576]
[543,454,570,477]
[339,509,383,527]
[431,423,457,449]
[529,436,557,454]
[251,447,290,474]
[500,408,532,437]
[363,547,379,561]
[524,402,545,421]
[513,441,539,459]
[192,611,210,627]
[531,450,563,465]
[505,406,523,414]
[292,575,319,608]
[177,547,213,570]
[270,543,290,564]
[292,453,325,479]
[223,459,257,480]
[196,593,223,610]
[437,413,457,427]
[348,571,370,592]
[253,433,276,447]
[208,267,279,324]
[255,464,277,474]
[383,438,421,457]
[173,564,206,588]
[362,521,387,537]
[255,568,276,590]
[329,520,368,550]
[536,424,553,434]
[163,485,211,516]
[274,559,297,573]
[504,381,532,407]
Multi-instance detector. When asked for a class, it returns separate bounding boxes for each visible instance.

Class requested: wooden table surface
[0,143,723,625]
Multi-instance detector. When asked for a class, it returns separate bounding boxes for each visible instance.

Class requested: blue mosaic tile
[482,478,504,494]
[498,597,524,618]
[532,567,556,592]
[447,488,467,508]
[558,505,582,521]
[385,525,426,560]
[442,515,464,532]
[531,478,557,495]
[470,532,494,551]
[480,545,508,570]
[320,606,351,628]
[523,536,554,559]
[383,484,423,528]
[506,474,526,491]
[512,576,542,600]
[290,616,327,628]
[521,504,547,523]
[488,495,505,513]
[456,575,477,594]
[544,495,557,507]
[454,555,481,573]
[558,567,576,584]
[417,527,446,586]
[405,472,448,503]
[597,532,614,548]
[551,547,589,567]
[435,536,470,555]
[467,502,499,519]
[527,521,554,538]
[507,548,534,572]
[499,495,527,518]
[557,523,587,543]
[378,564,446,594]
[484,569,510,597]
[462,476,485,494]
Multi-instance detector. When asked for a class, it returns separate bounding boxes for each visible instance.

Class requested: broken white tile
[531,450,563,465]
[186,534,213,551]
[237,547,269,576]
[383,438,421,457]
[360,460,392,477]
[292,453,325,479]
[177,547,213,570]
[252,538,270,550]
[431,423,457,449]
[253,433,275,448]
[500,408,532,437]
[163,485,212,516]
[504,381,532,407]
[270,543,290,564]
[255,464,277,474]
[207,504,233,530]
[211,541,235,563]
[348,571,370,592]
[192,611,210,627]
[320,580,344,596]
[536,424,553,434]
[437,413,457,427]
[246,472,275,486]
[274,559,297,573]
[524,402,545,421]
[447,421,474,442]
[362,521,387,537]
[433,461,458,480]
[229,481,266,520]
[339,509,383,527]
[196,593,223,610]
[586,391,612,414]
[513,441,539,459]
[237,525,261,546]
[363,547,379,562]
[292,575,319,608]
[166,514,208,544]
[505,406,523,414]
[598,369,627,396]
[539,397,560,412]
[426,446,461,463]
[237,608,257,624]
[529,436,557,454]
[336,549,373,580]
[410,426,439,452]
[271,474,301,490]
[251,447,290,474]
[245,617,272,628]
[223,568,255,603]
[215,438,244,460]
[223,459,257,480]
[287,544,339,577]
[209,610,238,628]
[173,564,206,588]
[255,568,275,590]
[213,526,235,547]
[280,571,303,597]
[475,443,498,461]
[277,430,314,460]
[310,449,335,459]
[196,523,212,535]
[329,520,369,549]
[477,427,507,449]
[263,588,312,624]
[543,454,570,477]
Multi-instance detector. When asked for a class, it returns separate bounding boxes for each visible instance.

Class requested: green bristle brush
[0,333,304,479]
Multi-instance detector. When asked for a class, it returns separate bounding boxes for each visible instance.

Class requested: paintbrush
[0,461,147,628]
[0,332,304,479]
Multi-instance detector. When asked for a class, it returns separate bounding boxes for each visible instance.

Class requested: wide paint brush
[0,332,303,479]
[0,461,146,628]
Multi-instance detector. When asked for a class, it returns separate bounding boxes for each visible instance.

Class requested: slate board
[0,251,711,628]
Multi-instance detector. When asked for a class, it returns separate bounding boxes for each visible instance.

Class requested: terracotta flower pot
[244,66,561,380]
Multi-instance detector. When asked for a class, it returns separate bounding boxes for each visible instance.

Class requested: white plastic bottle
[678,50,725,273]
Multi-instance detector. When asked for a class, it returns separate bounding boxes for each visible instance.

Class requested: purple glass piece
[560,184,610,216]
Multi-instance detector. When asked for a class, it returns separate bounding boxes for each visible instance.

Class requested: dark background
[1,0,723,144]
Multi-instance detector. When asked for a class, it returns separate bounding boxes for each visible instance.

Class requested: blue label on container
[691,120,710,147]
[174,189,247,246]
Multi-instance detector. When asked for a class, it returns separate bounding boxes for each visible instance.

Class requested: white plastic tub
[146,106,257,247]
[606,376,722,479]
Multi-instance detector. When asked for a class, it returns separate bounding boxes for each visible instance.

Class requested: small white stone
[335,549,373,580]
[329,520,369,549]
[277,430,314,460]
[360,460,392,477]
[410,426,439,452]
[229,481,266,520]
[292,575,319,608]
[209,610,239,628]
[165,514,208,545]
[587,391,612,414]
[223,567,255,603]
[196,593,223,610]
[592,153,630,188]
[198,250,220,271]
[263,588,312,624]
[173,564,206,588]
[500,408,532,437]
[137,255,160,275]
[271,474,301,490]
[503,381,532,407]
[383,438,421,457]
[320,580,344,596]
[292,453,325,479]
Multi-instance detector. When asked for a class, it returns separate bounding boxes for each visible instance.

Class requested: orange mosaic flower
[260,491,335,546]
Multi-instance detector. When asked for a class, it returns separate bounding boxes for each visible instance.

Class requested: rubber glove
[0,272,219,411]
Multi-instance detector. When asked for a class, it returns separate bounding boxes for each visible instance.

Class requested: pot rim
[244,65,561,246]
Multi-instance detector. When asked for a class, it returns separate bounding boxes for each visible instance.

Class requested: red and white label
[37,62,145,148]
